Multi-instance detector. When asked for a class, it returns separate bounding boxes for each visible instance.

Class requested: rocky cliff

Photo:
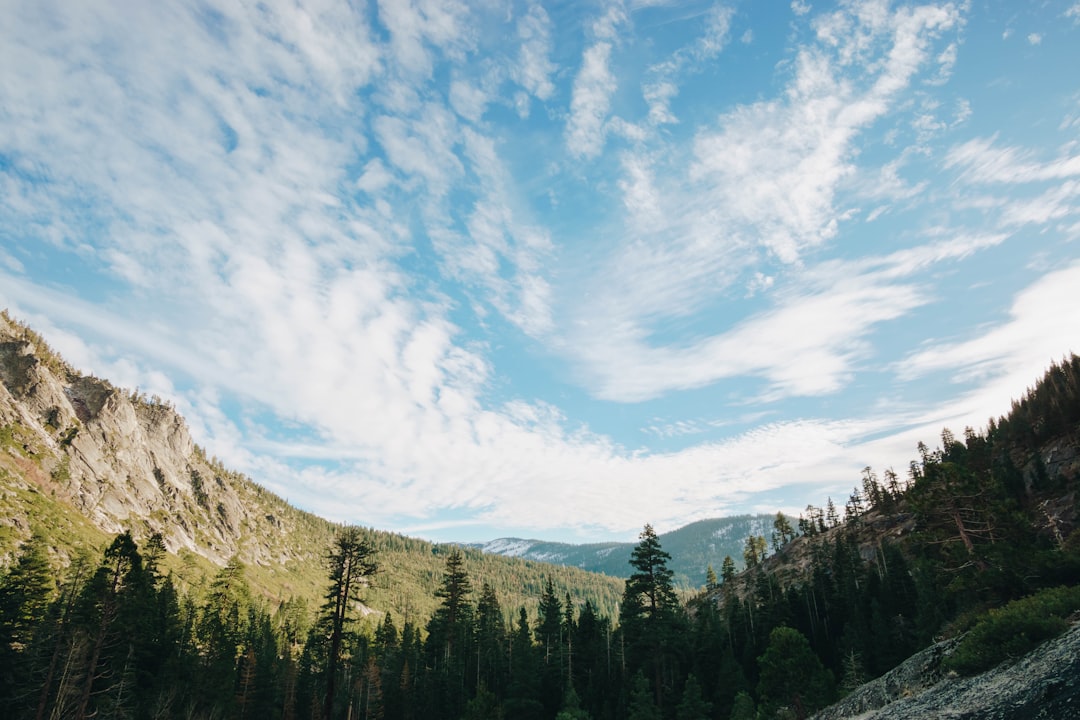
[0,312,333,582]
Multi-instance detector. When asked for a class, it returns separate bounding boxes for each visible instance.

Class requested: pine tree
[728,691,755,720]
[425,548,474,719]
[0,532,55,708]
[720,556,736,589]
[555,685,590,720]
[474,583,506,697]
[756,626,832,719]
[321,526,378,720]
[504,608,543,720]
[742,535,767,568]
[537,578,564,716]
[620,525,683,712]
[771,514,796,551]
[626,671,661,720]
[71,531,147,720]
[675,674,711,720]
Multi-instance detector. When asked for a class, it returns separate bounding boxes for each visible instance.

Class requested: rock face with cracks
[0,313,323,571]
[812,622,1080,720]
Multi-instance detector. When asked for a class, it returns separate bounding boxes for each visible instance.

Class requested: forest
[1,355,1079,719]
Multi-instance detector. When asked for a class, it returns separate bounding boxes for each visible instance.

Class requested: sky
[2,0,1080,545]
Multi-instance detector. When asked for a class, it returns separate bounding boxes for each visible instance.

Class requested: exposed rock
[812,623,1080,720]
[0,312,324,572]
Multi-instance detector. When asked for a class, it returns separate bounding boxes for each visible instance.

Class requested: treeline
[0,526,629,720]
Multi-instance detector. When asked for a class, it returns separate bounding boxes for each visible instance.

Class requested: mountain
[0,310,624,621]
[473,514,779,588]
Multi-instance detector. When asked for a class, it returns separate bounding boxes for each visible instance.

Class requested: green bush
[943,585,1080,675]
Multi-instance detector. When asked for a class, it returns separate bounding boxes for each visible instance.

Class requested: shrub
[943,585,1080,675]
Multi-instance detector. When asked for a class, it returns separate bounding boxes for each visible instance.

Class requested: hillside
[474,514,778,588]
[0,311,624,622]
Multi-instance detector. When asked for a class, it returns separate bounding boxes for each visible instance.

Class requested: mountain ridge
[469,513,780,588]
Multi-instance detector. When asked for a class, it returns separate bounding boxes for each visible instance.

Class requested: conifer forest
[2,356,1080,719]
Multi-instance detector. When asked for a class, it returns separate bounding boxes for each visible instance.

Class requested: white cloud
[1068,3,1080,24]
[557,1,963,402]
[374,104,464,195]
[449,78,489,122]
[356,159,395,194]
[897,263,1080,399]
[514,2,556,102]
[375,0,473,78]
[642,5,734,126]
[1027,33,1042,45]
[570,235,1004,403]
[566,41,618,158]
[945,136,1080,184]
[1001,180,1080,226]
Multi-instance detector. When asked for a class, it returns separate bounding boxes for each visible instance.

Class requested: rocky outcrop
[0,313,326,570]
[812,623,1080,720]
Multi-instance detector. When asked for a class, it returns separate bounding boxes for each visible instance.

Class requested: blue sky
[2,0,1079,544]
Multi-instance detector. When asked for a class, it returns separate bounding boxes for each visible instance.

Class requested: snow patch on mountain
[480,538,537,557]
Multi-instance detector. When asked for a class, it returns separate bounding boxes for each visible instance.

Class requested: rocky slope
[812,622,1080,720]
[0,314,322,568]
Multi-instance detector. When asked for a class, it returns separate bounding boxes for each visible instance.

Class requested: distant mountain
[471,514,779,588]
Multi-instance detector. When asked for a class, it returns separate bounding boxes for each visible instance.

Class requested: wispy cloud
[642,4,734,126]
[514,2,557,107]
[560,0,964,401]
[565,4,626,158]
[945,137,1080,184]
[898,262,1080,386]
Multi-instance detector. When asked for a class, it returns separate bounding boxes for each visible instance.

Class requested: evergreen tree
[626,670,661,720]
[705,564,718,591]
[743,535,767,568]
[425,549,474,719]
[675,674,711,720]
[475,583,506,697]
[535,577,563,714]
[199,556,254,710]
[720,556,736,588]
[555,685,591,720]
[620,524,683,712]
[460,682,500,720]
[728,691,755,720]
[504,608,543,720]
[771,514,796,552]
[756,626,832,719]
[0,532,55,708]
[320,526,378,720]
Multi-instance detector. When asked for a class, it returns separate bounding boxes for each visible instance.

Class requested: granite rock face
[0,314,318,570]
[812,623,1080,720]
